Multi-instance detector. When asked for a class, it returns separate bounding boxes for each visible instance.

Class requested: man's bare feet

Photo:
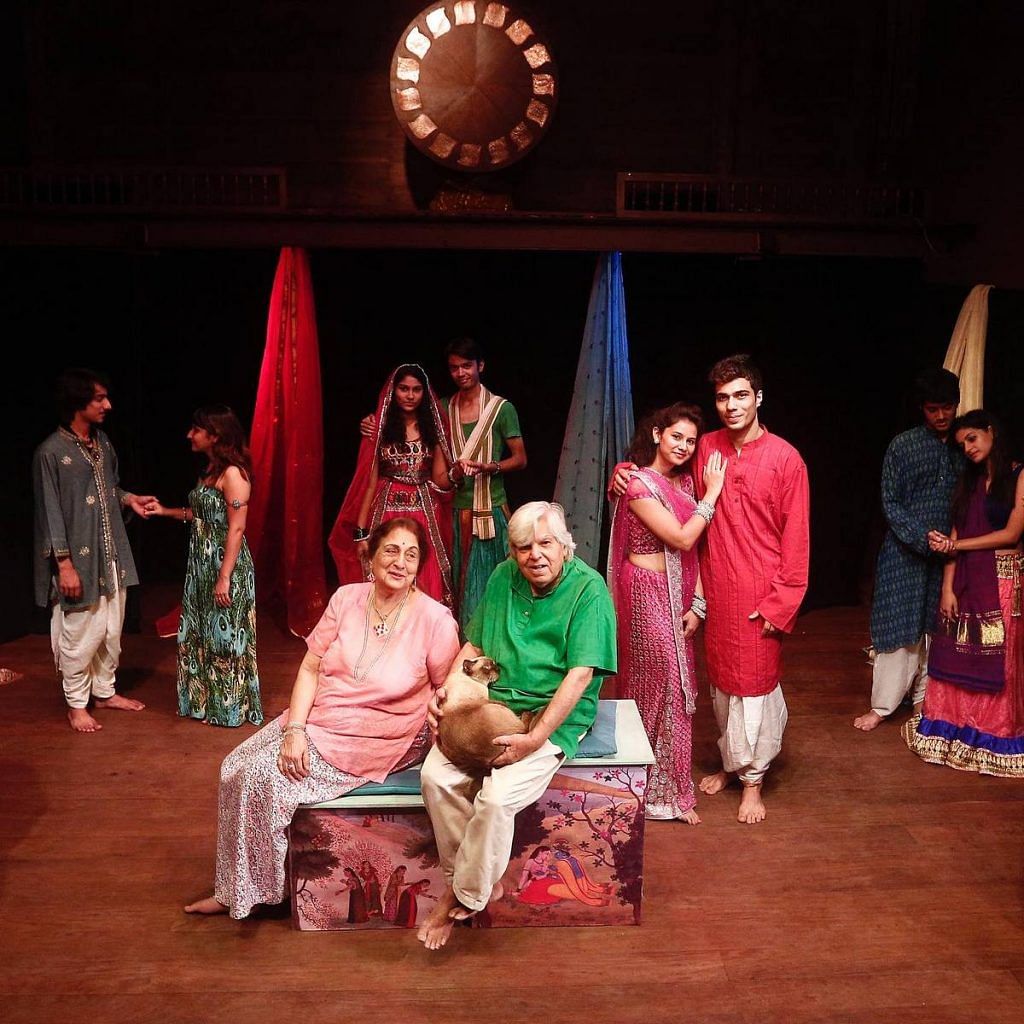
[680,808,701,825]
[184,896,228,915]
[699,771,730,795]
[418,888,460,950]
[737,783,766,824]
[853,710,884,731]
[95,693,146,711]
[67,707,102,732]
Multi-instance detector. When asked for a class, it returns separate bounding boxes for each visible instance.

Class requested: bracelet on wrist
[693,500,716,524]
[691,594,708,620]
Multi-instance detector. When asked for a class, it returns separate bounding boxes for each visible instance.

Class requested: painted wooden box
[287,699,654,930]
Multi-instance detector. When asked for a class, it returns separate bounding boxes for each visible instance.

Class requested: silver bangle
[284,721,306,733]
[693,500,715,524]
[691,595,707,620]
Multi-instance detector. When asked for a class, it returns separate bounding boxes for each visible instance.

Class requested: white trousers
[712,684,788,786]
[51,581,126,708]
[420,739,563,912]
[871,638,929,718]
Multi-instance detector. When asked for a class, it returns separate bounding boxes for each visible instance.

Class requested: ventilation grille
[0,167,287,211]
[618,173,925,222]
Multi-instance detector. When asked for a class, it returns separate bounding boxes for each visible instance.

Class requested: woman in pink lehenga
[608,403,726,823]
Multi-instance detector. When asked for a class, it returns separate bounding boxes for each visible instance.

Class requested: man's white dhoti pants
[870,638,929,718]
[51,575,126,709]
[712,684,788,786]
[420,739,563,912]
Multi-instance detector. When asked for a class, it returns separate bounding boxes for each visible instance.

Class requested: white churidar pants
[712,683,788,785]
[870,638,929,718]
[51,570,126,708]
[420,739,563,912]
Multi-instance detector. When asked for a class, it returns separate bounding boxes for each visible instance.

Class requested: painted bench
[287,699,655,931]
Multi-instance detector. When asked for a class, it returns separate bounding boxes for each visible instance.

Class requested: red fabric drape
[247,247,328,637]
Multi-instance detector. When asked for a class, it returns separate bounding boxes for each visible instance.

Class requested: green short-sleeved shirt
[465,557,617,758]
[445,399,522,510]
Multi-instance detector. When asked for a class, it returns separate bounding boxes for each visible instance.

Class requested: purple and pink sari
[608,468,699,818]
[904,473,1024,776]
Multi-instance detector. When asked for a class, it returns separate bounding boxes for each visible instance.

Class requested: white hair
[506,501,576,557]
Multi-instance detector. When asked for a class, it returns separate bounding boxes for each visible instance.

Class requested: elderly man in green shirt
[417,501,617,950]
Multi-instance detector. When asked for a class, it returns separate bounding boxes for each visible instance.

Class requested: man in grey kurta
[854,368,962,731]
[33,368,155,732]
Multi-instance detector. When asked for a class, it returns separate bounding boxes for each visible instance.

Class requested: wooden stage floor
[2,595,1023,1024]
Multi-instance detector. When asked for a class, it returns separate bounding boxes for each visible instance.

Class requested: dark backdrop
[5,248,1023,642]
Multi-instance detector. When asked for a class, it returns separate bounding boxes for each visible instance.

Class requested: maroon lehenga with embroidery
[608,469,699,819]
[328,365,454,607]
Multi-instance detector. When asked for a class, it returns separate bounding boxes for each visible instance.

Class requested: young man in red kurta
[694,355,810,823]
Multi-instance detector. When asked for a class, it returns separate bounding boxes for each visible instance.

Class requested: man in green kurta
[33,369,155,732]
[417,500,617,950]
[443,337,527,630]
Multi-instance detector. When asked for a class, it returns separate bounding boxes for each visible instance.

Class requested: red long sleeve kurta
[695,429,810,697]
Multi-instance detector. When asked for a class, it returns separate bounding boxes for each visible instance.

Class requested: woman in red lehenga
[608,403,726,823]
[329,364,455,607]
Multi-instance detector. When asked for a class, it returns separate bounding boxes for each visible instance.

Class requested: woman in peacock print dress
[148,405,262,726]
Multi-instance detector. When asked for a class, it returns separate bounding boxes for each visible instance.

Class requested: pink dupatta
[607,468,699,713]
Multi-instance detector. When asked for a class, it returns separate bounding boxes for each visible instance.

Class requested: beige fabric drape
[943,284,993,413]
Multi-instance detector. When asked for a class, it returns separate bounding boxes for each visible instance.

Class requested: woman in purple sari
[608,403,727,822]
[904,409,1024,776]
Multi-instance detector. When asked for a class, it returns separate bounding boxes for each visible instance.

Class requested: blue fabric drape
[553,252,634,566]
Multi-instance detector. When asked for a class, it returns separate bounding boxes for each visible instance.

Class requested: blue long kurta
[869,425,961,653]
[33,428,139,611]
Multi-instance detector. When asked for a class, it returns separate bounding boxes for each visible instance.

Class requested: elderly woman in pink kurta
[184,517,460,919]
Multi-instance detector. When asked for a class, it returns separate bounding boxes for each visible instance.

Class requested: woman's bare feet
[184,896,228,915]
[679,808,702,825]
[699,771,730,795]
[418,889,460,950]
[737,783,766,824]
[95,693,146,711]
[853,710,883,731]
[67,708,102,732]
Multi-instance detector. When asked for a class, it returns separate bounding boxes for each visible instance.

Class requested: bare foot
[737,784,766,824]
[95,693,146,711]
[418,888,459,950]
[184,896,228,915]
[67,707,102,732]
[699,771,730,795]
[853,710,884,731]
[448,897,478,922]
[680,808,702,825]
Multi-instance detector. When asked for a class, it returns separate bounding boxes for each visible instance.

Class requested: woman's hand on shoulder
[278,730,310,781]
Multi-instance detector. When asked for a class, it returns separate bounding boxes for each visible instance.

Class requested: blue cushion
[354,767,423,796]
[576,700,618,757]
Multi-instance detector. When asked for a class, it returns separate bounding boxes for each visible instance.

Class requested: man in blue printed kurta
[854,368,962,731]
[33,369,155,733]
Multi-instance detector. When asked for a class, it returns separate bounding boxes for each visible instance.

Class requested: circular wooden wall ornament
[390,2,558,173]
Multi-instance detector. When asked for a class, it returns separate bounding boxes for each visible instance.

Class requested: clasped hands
[427,686,541,767]
[928,530,957,555]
